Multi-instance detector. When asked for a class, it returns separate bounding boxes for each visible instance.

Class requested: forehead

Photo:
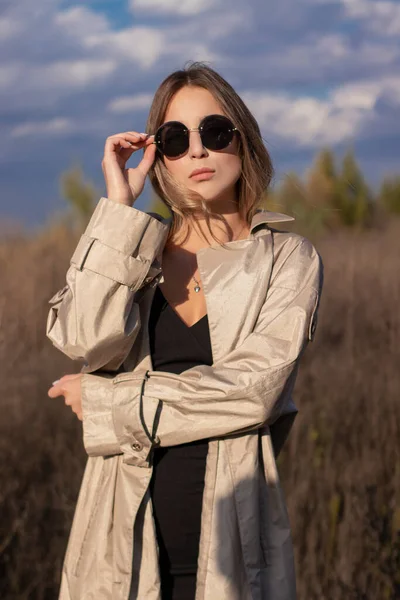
[163,86,225,125]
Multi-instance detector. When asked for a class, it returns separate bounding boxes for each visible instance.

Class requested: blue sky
[1,0,400,230]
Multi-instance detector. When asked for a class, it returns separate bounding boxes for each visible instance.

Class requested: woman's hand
[48,374,84,421]
[102,130,157,206]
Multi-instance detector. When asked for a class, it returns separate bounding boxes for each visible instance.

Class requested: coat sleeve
[45,197,170,373]
[80,238,324,465]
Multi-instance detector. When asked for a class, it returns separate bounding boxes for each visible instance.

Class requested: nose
[188,129,208,159]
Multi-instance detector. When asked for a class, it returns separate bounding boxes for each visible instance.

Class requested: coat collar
[249,208,294,232]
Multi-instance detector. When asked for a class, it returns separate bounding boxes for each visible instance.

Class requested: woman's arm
[80,238,323,465]
[46,196,170,373]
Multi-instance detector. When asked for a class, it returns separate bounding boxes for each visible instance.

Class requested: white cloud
[0,64,23,87]
[2,59,118,97]
[344,0,400,35]
[241,75,400,148]
[332,77,400,110]
[10,117,73,138]
[130,0,217,16]
[276,33,349,71]
[271,32,399,74]
[38,59,117,88]
[0,17,24,40]
[53,6,109,37]
[108,93,154,113]
[84,23,221,68]
[0,58,118,114]
[311,0,400,36]
[84,27,165,69]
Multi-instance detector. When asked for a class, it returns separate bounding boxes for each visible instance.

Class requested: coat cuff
[81,373,121,457]
[70,197,170,290]
[111,375,160,468]
[81,372,160,467]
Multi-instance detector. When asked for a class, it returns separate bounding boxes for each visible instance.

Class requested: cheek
[162,157,189,185]
[215,136,242,182]
[216,153,242,183]
[164,159,182,180]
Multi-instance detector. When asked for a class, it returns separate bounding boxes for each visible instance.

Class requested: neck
[169,211,250,254]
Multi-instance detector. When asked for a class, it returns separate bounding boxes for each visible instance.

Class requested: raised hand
[101,130,157,206]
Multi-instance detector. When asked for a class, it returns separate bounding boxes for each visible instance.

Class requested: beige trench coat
[46,196,323,600]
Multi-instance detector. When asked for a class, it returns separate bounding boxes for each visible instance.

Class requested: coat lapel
[196,235,272,362]
[160,209,294,363]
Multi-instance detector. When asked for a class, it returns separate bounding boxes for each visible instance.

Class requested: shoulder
[268,227,317,256]
[267,229,324,292]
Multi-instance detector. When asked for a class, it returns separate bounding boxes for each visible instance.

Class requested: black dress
[148,284,212,600]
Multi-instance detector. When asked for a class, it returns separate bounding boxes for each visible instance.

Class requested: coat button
[132,442,142,451]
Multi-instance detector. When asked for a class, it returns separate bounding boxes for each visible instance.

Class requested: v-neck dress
[148,284,212,600]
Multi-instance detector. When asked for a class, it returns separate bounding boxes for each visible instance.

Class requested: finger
[104,138,145,160]
[47,374,79,398]
[106,133,148,150]
[119,137,145,149]
[48,374,79,393]
[136,142,157,178]
[110,131,148,139]
[48,384,64,398]
[144,135,155,146]
[108,141,136,155]
[112,135,151,164]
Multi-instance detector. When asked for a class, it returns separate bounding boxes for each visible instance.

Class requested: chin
[189,181,236,203]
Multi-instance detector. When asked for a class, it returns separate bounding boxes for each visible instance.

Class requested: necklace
[192,274,202,293]
[190,221,248,293]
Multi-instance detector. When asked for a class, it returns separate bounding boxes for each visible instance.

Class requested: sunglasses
[152,114,239,159]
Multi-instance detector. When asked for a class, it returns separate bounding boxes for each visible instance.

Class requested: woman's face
[160,86,242,205]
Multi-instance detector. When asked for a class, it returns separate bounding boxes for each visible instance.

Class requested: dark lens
[156,121,188,157]
[201,115,235,151]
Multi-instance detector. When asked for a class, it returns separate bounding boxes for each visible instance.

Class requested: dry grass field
[0,215,399,599]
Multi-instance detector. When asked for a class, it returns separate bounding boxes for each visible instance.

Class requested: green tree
[304,148,341,230]
[268,172,324,237]
[59,163,100,231]
[274,171,308,216]
[318,147,337,181]
[335,148,374,227]
[379,175,400,215]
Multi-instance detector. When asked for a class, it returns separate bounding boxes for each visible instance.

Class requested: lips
[190,168,215,178]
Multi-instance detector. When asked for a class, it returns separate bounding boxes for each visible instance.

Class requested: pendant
[194,285,201,293]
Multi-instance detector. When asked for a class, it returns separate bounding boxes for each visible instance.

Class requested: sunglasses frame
[152,114,239,158]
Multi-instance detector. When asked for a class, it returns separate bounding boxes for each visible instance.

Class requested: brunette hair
[145,61,274,247]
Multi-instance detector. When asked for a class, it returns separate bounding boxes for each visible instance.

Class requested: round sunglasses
[152,114,239,158]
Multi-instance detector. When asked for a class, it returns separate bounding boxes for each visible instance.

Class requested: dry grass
[0,217,399,599]
[280,218,400,599]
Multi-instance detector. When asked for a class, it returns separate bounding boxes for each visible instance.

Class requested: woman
[47,62,323,600]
